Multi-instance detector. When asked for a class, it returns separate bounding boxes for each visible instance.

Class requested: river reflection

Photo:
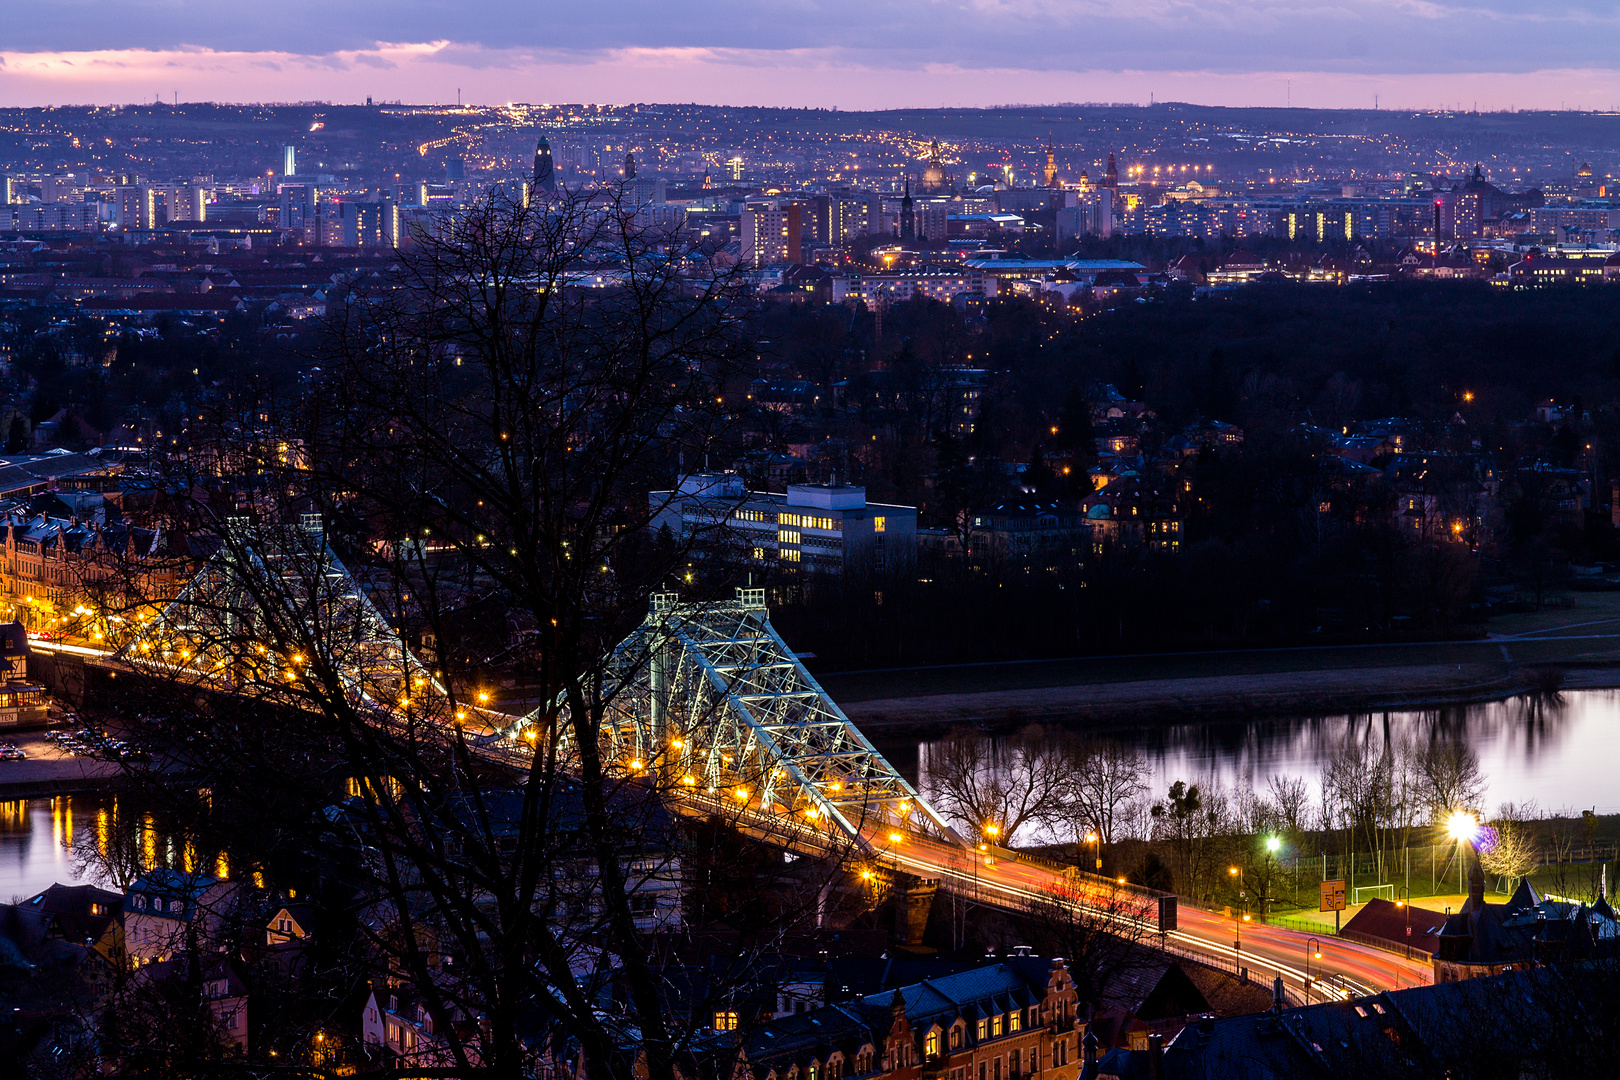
[0,796,114,902]
[892,689,1620,844]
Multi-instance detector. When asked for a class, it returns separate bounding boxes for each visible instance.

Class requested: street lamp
[1229,865,1245,970]
[1304,937,1322,1001]
[1264,836,1281,917]
[1396,887,1411,961]
[1084,830,1101,871]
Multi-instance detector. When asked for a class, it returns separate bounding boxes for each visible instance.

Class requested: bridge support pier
[895,876,938,947]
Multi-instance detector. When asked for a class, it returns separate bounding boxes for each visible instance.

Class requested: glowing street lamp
[1305,937,1322,1001]
[1229,865,1245,968]
[1445,810,1479,843]
[1085,830,1102,871]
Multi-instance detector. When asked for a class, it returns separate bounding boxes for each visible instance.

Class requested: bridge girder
[518,588,961,851]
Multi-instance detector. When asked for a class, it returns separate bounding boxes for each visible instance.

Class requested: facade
[0,621,47,726]
[735,957,1085,1080]
[649,474,917,579]
[743,200,804,267]
[123,869,239,966]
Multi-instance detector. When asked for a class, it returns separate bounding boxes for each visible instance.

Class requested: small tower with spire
[1044,135,1058,188]
[900,175,915,241]
[533,136,556,194]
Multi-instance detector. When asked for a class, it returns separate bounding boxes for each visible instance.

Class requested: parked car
[0,745,26,761]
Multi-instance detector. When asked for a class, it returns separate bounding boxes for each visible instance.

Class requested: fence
[1269,841,1619,907]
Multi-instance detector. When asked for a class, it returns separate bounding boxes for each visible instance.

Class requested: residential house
[734,957,1085,1080]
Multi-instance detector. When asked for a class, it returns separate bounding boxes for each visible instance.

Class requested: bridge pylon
[513,587,961,851]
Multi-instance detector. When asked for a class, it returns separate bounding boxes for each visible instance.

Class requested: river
[881,689,1620,843]
[4,689,1619,899]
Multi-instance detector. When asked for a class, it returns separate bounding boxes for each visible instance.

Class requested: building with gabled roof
[734,956,1084,1079]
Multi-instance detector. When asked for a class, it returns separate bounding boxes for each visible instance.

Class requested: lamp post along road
[1305,937,1322,1002]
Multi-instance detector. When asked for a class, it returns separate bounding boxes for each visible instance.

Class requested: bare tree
[1066,740,1149,856]
[85,184,855,1080]
[922,725,1072,844]
[1022,872,1158,1010]
[1412,740,1487,820]
[1481,801,1540,887]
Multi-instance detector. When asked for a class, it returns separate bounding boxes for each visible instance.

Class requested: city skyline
[4,0,1620,111]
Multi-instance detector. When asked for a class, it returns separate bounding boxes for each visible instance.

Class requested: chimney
[1146,1032,1164,1080]
[1463,841,1487,913]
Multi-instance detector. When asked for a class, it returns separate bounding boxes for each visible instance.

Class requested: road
[34,639,1435,1002]
[879,831,1433,1004]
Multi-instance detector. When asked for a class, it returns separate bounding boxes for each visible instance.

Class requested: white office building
[650,474,915,578]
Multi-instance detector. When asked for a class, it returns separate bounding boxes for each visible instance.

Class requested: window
[1009,1010,1020,1032]
[780,548,801,562]
[872,516,886,533]
[714,1011,738,1032]
[753,546,765,560]
[925,1030,940,1058]
[977,1019,987,1040]
[992,1015,1003,1037]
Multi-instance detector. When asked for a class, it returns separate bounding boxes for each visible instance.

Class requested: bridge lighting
[860,869,873,880]
[671,738,684,749]
[681,775,696,786]
[1445,810,1479,843]
[888,831,903,843]
[630,760,643,772]
[478,692,490,703]
[734,787,750,801]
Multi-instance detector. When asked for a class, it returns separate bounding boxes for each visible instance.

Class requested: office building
[279,184,318,233]
[170,184,208,223]
[741,200,803,267]
[649,474,915,579]
[116,185,160,231]
[282,145,297,178]
[342,199,401,248]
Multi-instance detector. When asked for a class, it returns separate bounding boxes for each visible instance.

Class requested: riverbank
[823,630,1620,736]
[0,730,120,798]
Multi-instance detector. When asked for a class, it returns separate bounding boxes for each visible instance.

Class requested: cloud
[0,39,1619,110]
[5,0,1620,76]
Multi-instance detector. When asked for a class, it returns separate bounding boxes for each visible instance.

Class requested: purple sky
[2,1,1619,109]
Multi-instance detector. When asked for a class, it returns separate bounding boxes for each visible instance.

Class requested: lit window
[873,516,886,533]
[714,1011,738,1031]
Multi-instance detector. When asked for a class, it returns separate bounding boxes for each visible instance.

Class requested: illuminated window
[714,1011,738,1031]
[992,1015,1003,1037]
[781,548,801,562]
[753,547,765,560]
[1009,1010,1021,1032]
[926,1030,940,1058]
[872,516,886,533]
[779,529,801,545]
[977,1019,987,1040]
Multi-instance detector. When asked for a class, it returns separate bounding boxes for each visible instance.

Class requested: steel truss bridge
[62,522,1429,1002]
[507,587,961,849]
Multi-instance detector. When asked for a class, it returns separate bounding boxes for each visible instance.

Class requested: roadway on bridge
[883,831,1434,1003]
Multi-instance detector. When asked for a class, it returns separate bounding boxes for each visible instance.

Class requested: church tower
[533,137,556,194]
[1043,137,1057,188]
[1105,150,1119,190]
[624,150,637,180]
[900,175,915,241]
